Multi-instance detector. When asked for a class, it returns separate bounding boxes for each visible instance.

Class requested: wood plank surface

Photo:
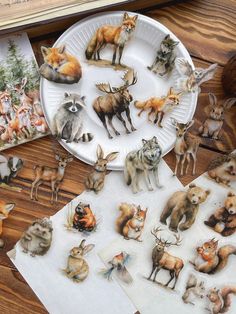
[0,0,235,313]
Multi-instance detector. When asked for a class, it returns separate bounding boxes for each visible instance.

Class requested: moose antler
[95,83,116,94]
[165,233,182,247]
[151,226,163,241]
[122,68,137,87]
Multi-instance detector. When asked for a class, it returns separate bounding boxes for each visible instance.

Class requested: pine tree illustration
[0,65,6,91]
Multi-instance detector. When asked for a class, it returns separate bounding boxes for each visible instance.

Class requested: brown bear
[160,183,210,232]
[204,192,236,237]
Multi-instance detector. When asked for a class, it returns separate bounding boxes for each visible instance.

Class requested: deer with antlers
[148,226,184,289]
[30,150,73,204]
[93,69,137,139]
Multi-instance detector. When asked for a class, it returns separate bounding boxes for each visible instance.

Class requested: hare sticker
[63,239,95,283]
[85,145,119,193]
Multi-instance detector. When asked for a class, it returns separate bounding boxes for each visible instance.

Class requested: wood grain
[0,0,235,313]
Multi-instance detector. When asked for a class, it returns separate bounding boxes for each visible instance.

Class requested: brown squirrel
[116,203,147,242]
[191,238,236,274]
[207,286,236,313]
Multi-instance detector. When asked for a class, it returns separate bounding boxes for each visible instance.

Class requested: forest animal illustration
[199,93,236,140]
[93,69,137,139]
[0,36,47,150]
[207,150,236,186]
[72,202,97,233]
[124,136,162,193]
[116,203,147,242]
[0,154,23,186]
[40,45,82,84]
[85,12,138,66]
[134,87,182,128]
[160,183,210,232]
[85,145,119,193]
[175,58,218,93]
[204,192,236,237]
[51,92,93,143]
[191,238,236,274]
[30,151,73,204]
[0,200,15,248]
[207,286,236,314]
[147,34,179,76]
[171,118,200,176]
[182,273,205,305]
[148,226,184,290]
[20,218,53,257]
[100,251,133,284]
[63,239,95,283]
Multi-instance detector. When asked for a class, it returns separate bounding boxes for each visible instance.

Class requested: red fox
[116,203,147,242]
[134,87,182,127]
[192,238,236,274]
[40,45,82,84]
[85,12,138,65]
[0,200,15,247]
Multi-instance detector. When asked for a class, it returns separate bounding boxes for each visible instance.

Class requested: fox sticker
[0,200,15,247]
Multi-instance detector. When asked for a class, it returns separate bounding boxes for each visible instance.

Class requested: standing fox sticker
[85,12,138,66]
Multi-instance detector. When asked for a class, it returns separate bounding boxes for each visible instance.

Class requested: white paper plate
[40,11,198,170]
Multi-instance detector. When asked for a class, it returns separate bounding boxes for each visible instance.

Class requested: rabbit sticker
[85,144,119,193]
[63,239,95,283]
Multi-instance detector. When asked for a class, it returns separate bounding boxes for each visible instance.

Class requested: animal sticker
[207,285,236,314]
[147,226,183,290]
[116,203,147,242]
[124,136,162,193]
[134,88,182,128]
[30,151,73,204]
[190,238,236,274]
[199,93,236,140]
[148,34,179,76]
[171,118,200,176]
[85,145,118,194]
[160,183,210,232]
[175,58,217,93]
[63,239,95,283]
[100,251,133,284]
[182,273,205,305]
[207,150,236,186]
[19,218,53,257]
[205,192,236,237]
[0,154,23,191]
[51,92,93,143]
[93,69,137,139]
[40,45,82,84]
[65,202,97,233]
[0,200,15,248]
[85,12,138,68]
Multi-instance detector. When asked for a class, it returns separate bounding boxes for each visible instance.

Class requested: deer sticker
[148,227,184,289]
[93,69,137,139]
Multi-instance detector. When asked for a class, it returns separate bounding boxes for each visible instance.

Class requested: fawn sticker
[65,201,97,233]
[115,203,147,242]
[99,251,133,284]
[85,12,138,70]
[63,239,95,283]
[40,45,82,84]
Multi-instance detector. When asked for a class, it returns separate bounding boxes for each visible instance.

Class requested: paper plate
[40,11,198,170]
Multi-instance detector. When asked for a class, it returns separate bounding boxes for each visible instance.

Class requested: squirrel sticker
[116,203,147,242]
[207,286,236,314]
[190,238,236,274]
[182,273,205,305]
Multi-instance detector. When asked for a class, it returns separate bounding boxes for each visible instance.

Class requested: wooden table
[0,0,235,313]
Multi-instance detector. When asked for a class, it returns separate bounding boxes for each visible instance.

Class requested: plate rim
[40,10,198,171]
